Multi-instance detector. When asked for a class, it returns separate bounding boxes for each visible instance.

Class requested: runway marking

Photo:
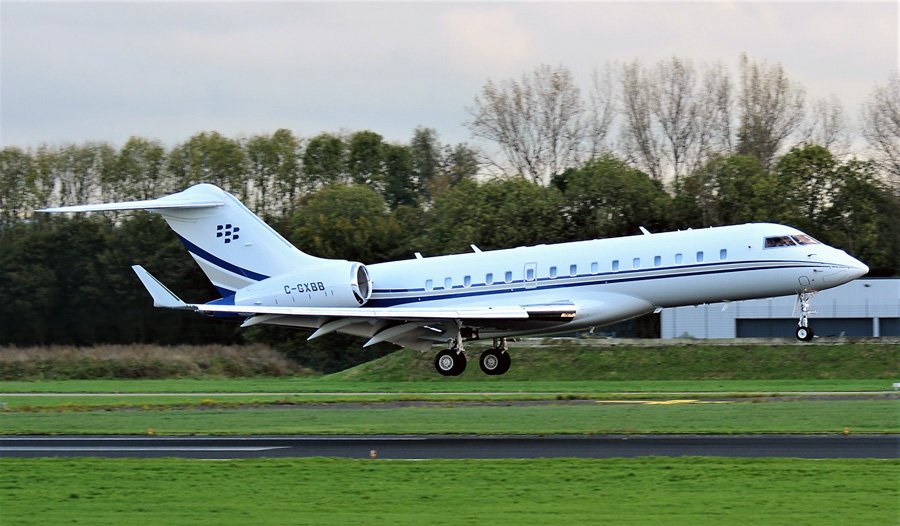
[595,399,733,405]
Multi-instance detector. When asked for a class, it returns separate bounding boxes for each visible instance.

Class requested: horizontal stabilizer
[131,265,190,309]
[38,196,224,213]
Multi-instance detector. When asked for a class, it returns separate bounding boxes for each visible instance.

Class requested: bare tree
[618,57,733,183]
[802,95,851,154]
[736,54,806,168]
[467,64,585,185]
[861,74,900,183]
[587,65,617,158]
[619,60,663,180]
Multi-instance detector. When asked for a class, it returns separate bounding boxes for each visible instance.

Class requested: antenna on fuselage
[639,226,651,236]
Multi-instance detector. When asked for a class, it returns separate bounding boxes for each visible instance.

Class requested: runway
[2,435,897,460]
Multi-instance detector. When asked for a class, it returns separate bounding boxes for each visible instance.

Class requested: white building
[661,278,900,339]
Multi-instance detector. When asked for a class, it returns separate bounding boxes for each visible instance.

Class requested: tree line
[468,55,900,187]
[1,55,898,372]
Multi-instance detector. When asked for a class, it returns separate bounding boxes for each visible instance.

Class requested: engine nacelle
[234,261,372,308]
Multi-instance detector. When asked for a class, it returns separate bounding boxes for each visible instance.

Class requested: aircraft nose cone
[849,260,869,280]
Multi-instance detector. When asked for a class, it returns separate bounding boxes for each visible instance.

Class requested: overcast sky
[1,1,897,149]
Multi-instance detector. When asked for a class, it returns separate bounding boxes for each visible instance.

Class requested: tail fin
[40,184,325,296]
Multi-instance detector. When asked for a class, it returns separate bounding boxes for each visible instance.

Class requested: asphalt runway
[2,435,897,460]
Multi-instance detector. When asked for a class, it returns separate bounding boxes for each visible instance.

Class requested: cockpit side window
[764,235,797,248]
[791,234,820,245]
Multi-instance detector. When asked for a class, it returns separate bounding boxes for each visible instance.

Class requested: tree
[672,154,772,227]
[467,64,585,184]
[0,147,32,222]
[302,133,346,189]
[382,143,418,209]
[861,74,900,183]
[426,178,566,254]
[410,127,441,190]
[619,57,734,183]
[346,130,386,186]
[802,96,850,154]
[117,136,169,200]
[245,129,302,218]
[167,132,247,198]
[554,155,671,239]
[736,54,806,168]
[288,184,406,264]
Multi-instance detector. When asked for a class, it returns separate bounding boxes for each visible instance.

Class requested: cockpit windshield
[764,234,822,248]
[764,236,797,248]
[791,234,820,245]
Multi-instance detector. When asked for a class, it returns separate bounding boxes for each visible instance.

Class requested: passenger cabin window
[549,266,558,279]
[612,260,620,272]
[569,264,577,276]
[444,277,452,289]
[464,275,471,287]
[675,253,683,265]
[485,273,493,285]
[504,271,513,283]
[696,251,704,263]
[425,279,433,291]
[632,258,640,269]
[591,262,599,274]
[525,267,535,281]
[653,256,662,267]
[764,236,798,248]
[719,249,727,260]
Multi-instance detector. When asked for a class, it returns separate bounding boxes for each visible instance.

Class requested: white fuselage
[364,223,867,338]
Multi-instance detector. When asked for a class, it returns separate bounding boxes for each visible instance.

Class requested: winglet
[131,265,190,309]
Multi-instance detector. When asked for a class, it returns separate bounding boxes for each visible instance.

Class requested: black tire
[479,348,502,375]
[495,351,511,375]
[795,326,814,342]
[435,349,466,376]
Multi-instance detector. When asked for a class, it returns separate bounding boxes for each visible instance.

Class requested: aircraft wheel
[496,350,511,375]
[479,348,511,375]
[479,348,502,375]
[795,326,814,342]
[435,349,466,376]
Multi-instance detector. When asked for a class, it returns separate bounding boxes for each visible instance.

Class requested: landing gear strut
[795,292,815,342]
[479,338,511,376]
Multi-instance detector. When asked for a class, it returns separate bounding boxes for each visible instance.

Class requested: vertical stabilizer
[40,184,326,296]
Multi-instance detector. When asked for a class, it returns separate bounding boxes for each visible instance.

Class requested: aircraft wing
[131,265,576,350]
[195,302,578,351]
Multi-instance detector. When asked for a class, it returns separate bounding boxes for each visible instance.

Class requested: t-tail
[39,184,336,297]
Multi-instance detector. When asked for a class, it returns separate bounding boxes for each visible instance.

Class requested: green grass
[2,400,896,435]
[1,457,896,525]
[1,377,894,394]
[329,343,899,381]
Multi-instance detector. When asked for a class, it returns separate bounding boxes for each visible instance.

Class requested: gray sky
[1,1,897,149]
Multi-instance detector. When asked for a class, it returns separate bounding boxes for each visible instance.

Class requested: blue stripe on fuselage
[365,260,836,308]
[176,234,270,282]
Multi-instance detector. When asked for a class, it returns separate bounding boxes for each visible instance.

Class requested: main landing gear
[479,339,511,376]
[795,292,815,342]
[434,335,511,377]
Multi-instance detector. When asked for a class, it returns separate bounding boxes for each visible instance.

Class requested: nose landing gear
[795,292,816,342]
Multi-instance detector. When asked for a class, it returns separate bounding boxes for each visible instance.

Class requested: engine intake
[234,260,372,308]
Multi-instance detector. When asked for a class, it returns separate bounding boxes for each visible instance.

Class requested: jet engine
[233,261,372,308]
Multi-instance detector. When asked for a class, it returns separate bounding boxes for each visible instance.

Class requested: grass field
[1,457,896,525]
[2,399,896,435]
